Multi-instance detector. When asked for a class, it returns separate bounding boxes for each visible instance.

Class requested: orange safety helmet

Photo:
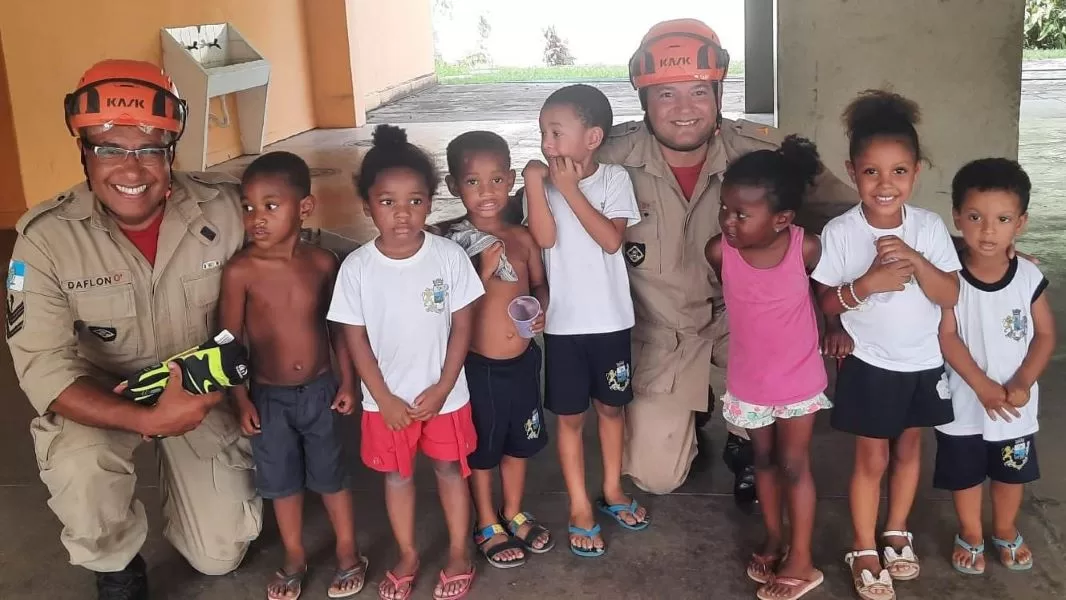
[63,59,187,142]
[629,19,730,93]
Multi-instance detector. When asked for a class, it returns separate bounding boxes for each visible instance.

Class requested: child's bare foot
[474,522,525,567]
[952,534,985,574]
[757,558,822,599]
[597,491,649,529]
[500,510,554,553]
[433,552,475,600]
[329,555,368,598]
[746,538,786,584]
[845,550,893,600]
[569,508,605,555]
[378,551,418,600]
[266,562,306,600]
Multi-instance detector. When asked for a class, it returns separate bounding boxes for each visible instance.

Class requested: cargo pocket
[183,407,258,521]
[182,272,222,343]
[72,284,141,364]
[631,326,680,395]
[29,413,66,471]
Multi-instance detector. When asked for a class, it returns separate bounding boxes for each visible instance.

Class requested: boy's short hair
[951,158,1031,214]
[543,84,613,146]
[446,131,511,177]
[241,151,312,198]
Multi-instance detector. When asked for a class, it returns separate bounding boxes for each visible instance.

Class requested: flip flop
[992,532,1034,571]
[267,565,306,600]
[473,523,526,569]
[498,510,555,554]
[328,555,369,598]
[432,564,475,600]
[756,570,824,600]
[378,569,417,600]
[568,524,606,557]
[952,535,985,575]
[747,546,790,584]
[595,497,649,531]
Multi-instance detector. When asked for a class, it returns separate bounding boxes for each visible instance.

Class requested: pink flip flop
[432,564,476,600]
[756,570,824,600]
[378,569,416,600]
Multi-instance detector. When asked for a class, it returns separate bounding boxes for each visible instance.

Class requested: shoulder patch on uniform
[608,121,643,138]
[15,191,78,234]
[6,260,25,292]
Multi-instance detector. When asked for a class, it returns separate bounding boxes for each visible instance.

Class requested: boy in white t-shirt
[934,159,1055,576]
[523,84,647,558]
[327,124,485,600]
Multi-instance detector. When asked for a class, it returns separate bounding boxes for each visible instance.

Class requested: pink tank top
[720,225,827,406]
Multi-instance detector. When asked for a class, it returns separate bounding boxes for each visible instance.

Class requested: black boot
[96,554,148,600]
[722,433,758,509]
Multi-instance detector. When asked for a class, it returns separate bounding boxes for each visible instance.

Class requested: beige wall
[348,0,436,113]
[776,0,1025,223]
[0,34,25,228]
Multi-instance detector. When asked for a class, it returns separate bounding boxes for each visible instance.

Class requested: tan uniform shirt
[7,171,245,416]
[596,118,859,408]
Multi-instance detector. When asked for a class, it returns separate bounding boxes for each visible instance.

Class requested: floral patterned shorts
[721,391,833,430]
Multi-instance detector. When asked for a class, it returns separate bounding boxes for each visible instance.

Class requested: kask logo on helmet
[106,97,146,109]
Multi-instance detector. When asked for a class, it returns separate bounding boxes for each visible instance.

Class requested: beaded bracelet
[836,285,857,311]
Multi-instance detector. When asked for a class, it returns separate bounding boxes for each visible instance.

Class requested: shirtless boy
[220,151,367,599]
[444,131,555,568]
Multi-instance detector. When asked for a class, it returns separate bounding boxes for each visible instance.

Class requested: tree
[543,26,576,66]
[1025,0,1066,49]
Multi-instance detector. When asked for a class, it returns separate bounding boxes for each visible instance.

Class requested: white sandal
[845,550,895,600]
[881,530,920,580]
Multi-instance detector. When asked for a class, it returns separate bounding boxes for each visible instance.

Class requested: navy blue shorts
[543,328,633,416]
[249,371,349,499]
[830,355,954,439]
[933,431,1040,491]
[465,342,548,470]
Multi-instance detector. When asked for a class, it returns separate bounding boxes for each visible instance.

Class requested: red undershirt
[120,209,165,266]
[669,161,705,200]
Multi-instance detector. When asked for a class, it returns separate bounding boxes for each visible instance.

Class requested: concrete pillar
[744,0,775,115]
[776,0,1025,221]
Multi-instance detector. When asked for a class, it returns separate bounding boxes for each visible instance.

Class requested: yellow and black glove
[121,330,251,405]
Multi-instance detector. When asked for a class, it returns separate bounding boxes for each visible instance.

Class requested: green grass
[436,60,745,85]
[1023,48,1066,60]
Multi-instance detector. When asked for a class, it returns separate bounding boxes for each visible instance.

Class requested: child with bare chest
[443,131,554,569]
[220,151,367,600]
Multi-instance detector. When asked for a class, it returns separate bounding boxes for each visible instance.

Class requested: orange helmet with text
[63,59,187,141]
[629,19,730,92]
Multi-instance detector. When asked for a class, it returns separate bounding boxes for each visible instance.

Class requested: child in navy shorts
[443,131,554,569]
[935,159,1055,575]
[523,84,649,558]
[221,151,367,599]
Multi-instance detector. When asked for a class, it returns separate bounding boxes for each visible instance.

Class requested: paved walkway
[3,66,1066,599]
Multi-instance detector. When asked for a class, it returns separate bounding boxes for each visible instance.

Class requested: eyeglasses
[83,142,171,166]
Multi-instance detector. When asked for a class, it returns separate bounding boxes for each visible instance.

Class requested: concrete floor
[4,70,1066,599]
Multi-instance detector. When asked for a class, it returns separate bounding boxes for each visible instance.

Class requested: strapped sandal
[498,510,555,554]
[746,546,790,585]
[267,565,306,600]
[432,564,475,600]
[845,550,895,600]
[952,535,985,575]
[881,530,920,580]
[473,523,526,569]
[595,497,650,531]
[756,570,824,600]
[378,568,417,600]
[992,532,1034,571]
[328,555,369,598]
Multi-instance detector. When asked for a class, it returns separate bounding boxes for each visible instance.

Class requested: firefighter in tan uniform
[5,60,262,599]
[596,20,860,495]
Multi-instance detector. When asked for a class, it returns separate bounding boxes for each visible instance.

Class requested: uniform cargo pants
[29,405,263,574]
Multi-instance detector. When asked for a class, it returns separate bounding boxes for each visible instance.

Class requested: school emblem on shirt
[524,409,542,440]
[1002,309,1029,341]
[606,361,631,392]
[422,278,450,314]
[1001,438,1031,471]
[624,242,646,267]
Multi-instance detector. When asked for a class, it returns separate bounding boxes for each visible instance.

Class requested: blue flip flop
[992,533,1034,571]
[567,524,605,558]
[952,534,985,575]
[596,498,650,531]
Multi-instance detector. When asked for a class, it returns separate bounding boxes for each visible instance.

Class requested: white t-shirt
[811,204,962,372]
[542,162,641,335]
[936,257,1048,441]
[327,233,485,414]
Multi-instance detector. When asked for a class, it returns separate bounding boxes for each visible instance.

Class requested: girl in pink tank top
[705,135,849,600]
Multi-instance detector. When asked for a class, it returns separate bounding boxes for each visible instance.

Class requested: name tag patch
[203,260,221,270]
[62,270,131,291]
[7,260,25,292]
[89,326,117,342]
